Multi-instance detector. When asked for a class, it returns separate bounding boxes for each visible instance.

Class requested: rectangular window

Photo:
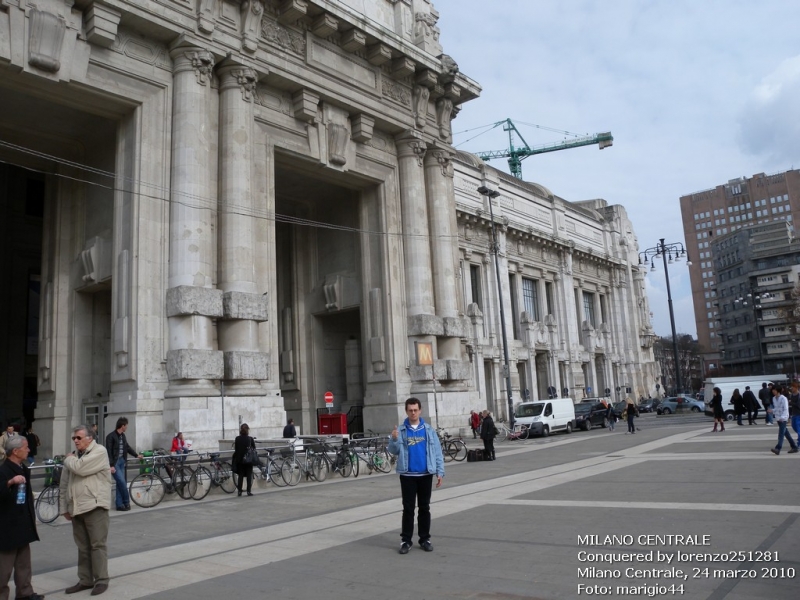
[522,277,540,322]
[545,281,554,316]
[509,274,520,340]
[469,264,481,309]
[582,291,596,327]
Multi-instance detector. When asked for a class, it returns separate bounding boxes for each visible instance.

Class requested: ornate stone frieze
[253,85,293,115]
[382,77,411,107]
[111,29,171,71]
[412,85,430,129]
[241,0,264,53]
[260,15,305,55]
[28,9,66,72]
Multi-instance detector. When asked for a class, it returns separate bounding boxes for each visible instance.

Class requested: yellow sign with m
[416,342,433,366]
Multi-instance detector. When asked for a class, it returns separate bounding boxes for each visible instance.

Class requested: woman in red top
[171,432,189,455]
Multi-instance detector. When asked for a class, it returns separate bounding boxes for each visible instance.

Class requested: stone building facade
[0,0,657,455]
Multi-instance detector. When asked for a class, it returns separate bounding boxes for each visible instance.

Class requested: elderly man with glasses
[0,435,44,600]
[59,425,112,596]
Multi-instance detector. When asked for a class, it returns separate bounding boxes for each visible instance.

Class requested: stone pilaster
[216,60,268,395]
[166,45,222,396]
[396,130,434,318]
[424,144,457,319]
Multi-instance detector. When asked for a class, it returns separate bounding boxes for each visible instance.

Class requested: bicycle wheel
[35,485,60,523]
[280,457,302,486]
[189,465,212,500]
[443,441,456,462]
[518,425,530,440]
[372,449,392,473]
[337,452,353,477]
[129,473,166,508]
[311,454,329,482]
[173,466,193,499]
[350,450,360,478]
[450,440,468,462]
[268,458,287,487]
[218,462,237,494]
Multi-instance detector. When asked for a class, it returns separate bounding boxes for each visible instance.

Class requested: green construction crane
[474,118,613,180]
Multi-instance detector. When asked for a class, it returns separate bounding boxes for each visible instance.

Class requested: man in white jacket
[59,424,112,596]
[769,385,799,456]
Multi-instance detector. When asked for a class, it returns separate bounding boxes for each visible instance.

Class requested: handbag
[242,441,259,466]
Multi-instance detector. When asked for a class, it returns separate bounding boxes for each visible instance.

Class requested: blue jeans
[112,457,130,508]
[765,408,774,424]
[775,421,798,452]
[791,415,800,446]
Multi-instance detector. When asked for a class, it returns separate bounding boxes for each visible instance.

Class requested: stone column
[396,130,434,317]
[216,60,268,395]
[165,45,223,397]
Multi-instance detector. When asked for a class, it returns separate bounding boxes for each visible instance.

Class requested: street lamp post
[478,185,515,430]
[639,239,691,396]
[791,339,797,382]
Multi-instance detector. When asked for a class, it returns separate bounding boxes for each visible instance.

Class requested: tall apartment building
[680,169,800,367]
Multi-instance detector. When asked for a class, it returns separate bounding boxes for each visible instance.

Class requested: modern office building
[680,169,800,367]
[0,0,659,456]
[710,222,800,377]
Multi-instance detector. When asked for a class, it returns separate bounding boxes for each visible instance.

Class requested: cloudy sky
[434,0,800,337]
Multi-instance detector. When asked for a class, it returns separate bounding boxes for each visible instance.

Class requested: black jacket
[480,416,496,440]
[232,435,256,474]
[105,429,138,466]
[0,459,39,551]
[283,424,297,438]
[742,390,758,411]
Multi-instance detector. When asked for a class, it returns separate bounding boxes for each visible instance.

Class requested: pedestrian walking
[604,400,616,431]
[624,399,638,434]
[0,435,44,600]
[759,383,774,425]
[742,386,758,425]
[469,410,480,439]
[104,417,142,512]
[24,426,40,466]
[480,410,497,460]
[769,385,799,455]
[729,389,745,426]
[59,424,112,596]
[788,381,800,446]
[387,398,445,555]
[232,423,255,496]
[710,387,725,432]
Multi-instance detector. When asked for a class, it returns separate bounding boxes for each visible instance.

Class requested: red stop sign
[324,391,334,404]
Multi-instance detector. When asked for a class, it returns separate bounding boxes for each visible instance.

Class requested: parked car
[574,400,611,431]
[612,401,627,419]
[657,396,704,414]
[637,398,661,413]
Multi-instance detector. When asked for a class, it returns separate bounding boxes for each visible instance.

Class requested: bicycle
[311,439,353,479]
[348,437,392,476]
[253,447,289,487]
[128,453,192,508]
[496,421,530,441]
[436,428,468,461]
[188,452,237,500]
[35,459,64,524]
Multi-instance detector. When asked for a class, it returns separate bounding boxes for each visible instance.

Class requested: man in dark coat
[105,416,142,511]
[742,386,759,425]
[0,435,44,600]
[479,410,497,461]
[759,383,774,425]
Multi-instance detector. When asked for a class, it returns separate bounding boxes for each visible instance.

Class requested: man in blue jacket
[387,397,445,555]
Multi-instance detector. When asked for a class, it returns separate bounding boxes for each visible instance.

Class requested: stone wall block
[407,314,444,336]
[442,316,470,338]
[167,349,224,380]
[222,291,269,321]
[444,359,472,381]
[224,350,269,380]
[166,286,223,317]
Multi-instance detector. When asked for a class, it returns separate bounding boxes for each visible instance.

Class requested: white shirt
[773,394,790,422]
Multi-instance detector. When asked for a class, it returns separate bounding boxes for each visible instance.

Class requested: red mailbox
[318,413,348,435]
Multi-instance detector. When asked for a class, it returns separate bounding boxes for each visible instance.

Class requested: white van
[703,376,786,420]
[514,398,576,436]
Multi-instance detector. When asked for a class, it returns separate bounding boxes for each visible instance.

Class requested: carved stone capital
[218,65,258,102]
[171,48,216,86]
[396,131,427,167]
[425,146,454,178]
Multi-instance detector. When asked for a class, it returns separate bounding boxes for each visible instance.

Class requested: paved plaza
[19,417,800,600]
